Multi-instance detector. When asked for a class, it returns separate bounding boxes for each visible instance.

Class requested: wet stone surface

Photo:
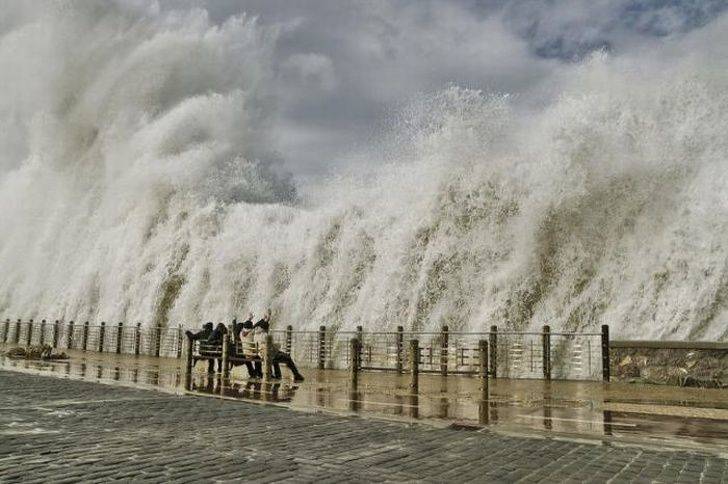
[1,370,728,483]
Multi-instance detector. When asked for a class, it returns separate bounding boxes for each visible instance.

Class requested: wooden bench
[191,341,222,373]
[229,341,262,376]
[186,334,273,381]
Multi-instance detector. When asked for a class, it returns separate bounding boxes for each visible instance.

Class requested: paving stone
[1,369,727,483]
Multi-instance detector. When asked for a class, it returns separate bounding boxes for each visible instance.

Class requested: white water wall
[1,2,727,341]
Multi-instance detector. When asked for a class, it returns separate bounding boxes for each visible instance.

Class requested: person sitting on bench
[185,322,216,372]
[235,314,260,378]
[254,310,304,382]
[185,322,213,341]
[206,322,228,344]
[240,313,263,378]
[231,317,242,341]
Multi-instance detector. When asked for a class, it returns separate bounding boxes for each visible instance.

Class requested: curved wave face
[1,2,727,341]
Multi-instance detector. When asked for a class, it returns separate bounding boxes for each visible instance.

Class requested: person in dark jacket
[231,317,243,342]
[206,322,228,344]
[206,322,229,373]
[185,322,217,373]
[185,322,213,341]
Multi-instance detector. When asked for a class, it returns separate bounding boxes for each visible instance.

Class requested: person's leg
[253,359,263,378]
[244,361,256,378]
[272,360,282,379]
[277,352,304,381]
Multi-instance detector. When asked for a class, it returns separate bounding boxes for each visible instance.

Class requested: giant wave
[1,2,727,341]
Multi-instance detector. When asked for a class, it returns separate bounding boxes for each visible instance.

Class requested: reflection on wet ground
[2,345,727,455]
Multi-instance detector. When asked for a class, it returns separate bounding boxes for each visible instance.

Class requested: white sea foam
[1,3,727,341]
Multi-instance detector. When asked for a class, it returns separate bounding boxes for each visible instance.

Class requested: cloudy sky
[121,1,728,174]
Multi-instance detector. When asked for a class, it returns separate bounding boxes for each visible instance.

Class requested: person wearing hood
[206,322,228,344]
[185,322,217,372]
[185,322,213,341]
[254,309,304,382]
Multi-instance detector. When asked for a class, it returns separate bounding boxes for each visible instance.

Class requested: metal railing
[0,319,184,359]
[1,318,610,381]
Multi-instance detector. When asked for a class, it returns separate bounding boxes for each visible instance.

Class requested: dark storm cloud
[148,0,727,175]
[498,0,728,59]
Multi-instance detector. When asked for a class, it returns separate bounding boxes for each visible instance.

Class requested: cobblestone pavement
[1,370,727,483]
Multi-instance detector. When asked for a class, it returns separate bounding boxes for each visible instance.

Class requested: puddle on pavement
[2,345,727,454]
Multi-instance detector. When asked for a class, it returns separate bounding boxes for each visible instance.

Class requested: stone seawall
[611,341,728,388]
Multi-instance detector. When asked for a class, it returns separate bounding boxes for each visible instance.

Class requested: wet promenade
[1,346,728,481]
[3,346,728,453]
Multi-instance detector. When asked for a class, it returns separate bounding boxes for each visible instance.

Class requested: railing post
[185,333,194,389]
[410,339,419,391]
[601,324,610,382]
[82,321,89,351]
[15,319,21,344]
[263,334,274,380]
[116,323,124,354]
[52,320,60,348]
[440,325,449,376]
[67,321,75,349]
[26,319,34,346]
[396,325,404,373]
[356,325,364,368]
[98,322,106,352]
[135,323,141,356]
[176,326,183,359]
[221,333,230,379]
[39,319,46,346]
[489,325,498,379]
[285,325,293,354]
[3,319,10,343]
[318,325,326,370]
[542,325,551,380]
[154,326,162,358]
[479,339,489,396]
[350,338,360,385]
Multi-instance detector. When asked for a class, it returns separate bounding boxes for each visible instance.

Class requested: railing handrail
[0,319,608,338]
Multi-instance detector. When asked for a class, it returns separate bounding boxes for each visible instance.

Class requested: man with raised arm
[254,309,304,382]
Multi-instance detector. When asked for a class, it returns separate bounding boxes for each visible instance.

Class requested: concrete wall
[610,341,728,388]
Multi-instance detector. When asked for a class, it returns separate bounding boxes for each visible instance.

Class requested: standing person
[254,309,305,382]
